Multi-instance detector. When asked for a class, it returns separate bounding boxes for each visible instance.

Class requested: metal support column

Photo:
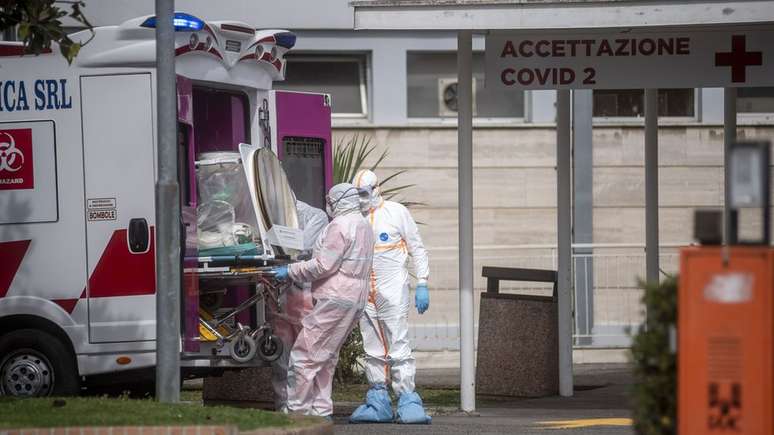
[572,90,594,346]
[155,0,181,403]
[644,89,659,285]
[724,88,737,245]
[457,30,476,412]
[556,90,573,397]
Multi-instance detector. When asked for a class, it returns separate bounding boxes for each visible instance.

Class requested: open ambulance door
[270,91,333,209]
[177,75,201,353]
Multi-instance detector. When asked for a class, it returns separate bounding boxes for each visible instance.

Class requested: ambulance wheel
[257,334,283,363]
[0,329,79,397]
[230,334,257,363]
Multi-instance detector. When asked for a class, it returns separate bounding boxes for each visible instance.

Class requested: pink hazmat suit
[285,184,375,417]
[269,200,328,411]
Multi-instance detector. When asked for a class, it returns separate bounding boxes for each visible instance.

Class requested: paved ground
[332,364,635,435]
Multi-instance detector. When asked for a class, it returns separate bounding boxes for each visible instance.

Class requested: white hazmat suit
[284,184,375,417]
[269,200,328,411]
[351,170,430,423]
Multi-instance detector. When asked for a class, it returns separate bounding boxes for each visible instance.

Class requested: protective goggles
[326,187,370,210]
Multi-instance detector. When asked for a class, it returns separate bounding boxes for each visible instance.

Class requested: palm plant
[333,133,418,204]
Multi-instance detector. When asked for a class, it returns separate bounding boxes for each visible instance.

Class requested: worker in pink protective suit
[269,199,328,412]
[350,169,431,424]
[272,183,375,418]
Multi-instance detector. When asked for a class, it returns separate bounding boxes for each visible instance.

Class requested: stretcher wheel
[230,334,257,363]
[257,334,283,363]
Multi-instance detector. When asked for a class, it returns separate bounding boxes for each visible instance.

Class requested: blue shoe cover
[349,384,394,423]
[396,392,432,424]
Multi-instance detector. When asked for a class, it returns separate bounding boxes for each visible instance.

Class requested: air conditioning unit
[438,77,477,117]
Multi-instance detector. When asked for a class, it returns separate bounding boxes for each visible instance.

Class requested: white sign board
[266,224,304,251]
[486,28,774,90]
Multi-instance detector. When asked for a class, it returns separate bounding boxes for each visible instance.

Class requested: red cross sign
[715,35,763,83]
[487,29,774,90]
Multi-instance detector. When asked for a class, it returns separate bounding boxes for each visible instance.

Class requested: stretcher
[191,254,290,364]
[189,147,304,365]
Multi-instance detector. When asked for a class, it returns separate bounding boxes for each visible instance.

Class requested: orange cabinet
[679,247,774,434]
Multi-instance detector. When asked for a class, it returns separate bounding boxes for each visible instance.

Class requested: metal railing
[408,244,685,351]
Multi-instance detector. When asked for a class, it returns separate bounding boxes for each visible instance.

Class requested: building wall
[67,0,356,29]
[30,2,774,353]
[333,125,774,351]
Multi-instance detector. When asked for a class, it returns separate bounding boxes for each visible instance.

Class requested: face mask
[357,188,371,216]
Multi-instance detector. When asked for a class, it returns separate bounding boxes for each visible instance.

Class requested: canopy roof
[352,0,774,30]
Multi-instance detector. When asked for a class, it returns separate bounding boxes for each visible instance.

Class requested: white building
[14,0,774,361]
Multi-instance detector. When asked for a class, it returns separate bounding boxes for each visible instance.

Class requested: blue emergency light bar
[141,12,205,31]
[274,32,297,49]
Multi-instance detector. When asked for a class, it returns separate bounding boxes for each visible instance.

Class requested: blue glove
[273,265,289,281]
[415,283,429,314]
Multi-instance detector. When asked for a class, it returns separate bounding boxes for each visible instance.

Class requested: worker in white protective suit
[269,199,328,412]
[349,169,431,424]
[271,183,375,418]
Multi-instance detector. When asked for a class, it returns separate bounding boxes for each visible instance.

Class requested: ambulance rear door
[81,73,157,343]
[269,90,332,209]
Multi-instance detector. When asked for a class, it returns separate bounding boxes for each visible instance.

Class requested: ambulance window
[178,124,191,205]
[192,87,250,154]
[593,89,695,118]
[282,137,326,209]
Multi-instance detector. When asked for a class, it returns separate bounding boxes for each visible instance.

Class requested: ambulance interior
[178,84,325,367]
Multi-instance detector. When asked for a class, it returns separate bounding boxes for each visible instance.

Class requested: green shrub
[630,276,678,435]
[335,325,367,385]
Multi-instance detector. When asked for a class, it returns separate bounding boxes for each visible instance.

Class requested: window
[275,54,368,117]
[738,87,774,113]
[593,89,695,118]
[2,27,16,41]
[407,52,524,119]
[282,137,326,209]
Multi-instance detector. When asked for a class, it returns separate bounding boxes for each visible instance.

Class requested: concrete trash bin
[203,366,276,408]
[475,267,559,397]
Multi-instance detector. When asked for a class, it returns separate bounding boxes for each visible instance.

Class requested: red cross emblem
[715,34,762,83]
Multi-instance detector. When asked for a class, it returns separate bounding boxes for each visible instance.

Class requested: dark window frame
[592,88,698,121]
[276,53,370,118]
[738,87,774,116]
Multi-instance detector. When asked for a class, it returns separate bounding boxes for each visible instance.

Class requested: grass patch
[180,389,204,403]
[0,397,291,430]
[332,383,461,407]
[174,381,462,408]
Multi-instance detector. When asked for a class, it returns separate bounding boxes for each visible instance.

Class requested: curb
[241,416,333,435]
[334,402,465,418]
[0,426,236,435]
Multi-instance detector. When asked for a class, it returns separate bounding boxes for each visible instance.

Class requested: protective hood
[352,169,383,209]
[326,183,363,218]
